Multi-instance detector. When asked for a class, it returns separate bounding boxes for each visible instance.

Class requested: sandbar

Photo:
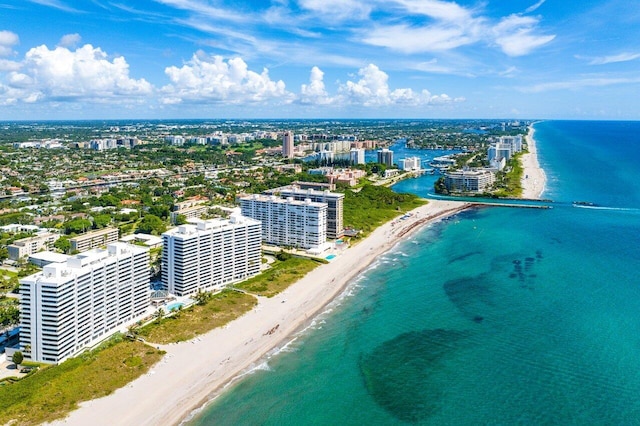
[49,199,470,426]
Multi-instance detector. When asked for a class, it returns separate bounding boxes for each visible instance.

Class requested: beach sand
[49,199,470,426]
[521,123,547,199]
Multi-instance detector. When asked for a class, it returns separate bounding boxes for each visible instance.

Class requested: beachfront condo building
[488,135,523,162]
[19,242,150,364]
[282,131,294,158]
[264,184,344,239]
[161,215,261,296]
[239,194,327,249]
[444,169,496,193]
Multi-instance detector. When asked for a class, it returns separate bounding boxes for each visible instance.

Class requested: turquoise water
[325,254,337,260]
[191,121,640,425]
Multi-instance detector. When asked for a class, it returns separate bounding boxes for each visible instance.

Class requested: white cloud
[493,15,555,56]
[584,52,640,65]
[162,53,289,104]
[338,63,460,106]
[27,0,80,13]
[357,1,553,57]
[4,44,152,103]
[363,24,475,54]
[299,66,333,105]
[298,0,372,20]
[524,0,546,14]
[389,0,475,22]
[154,0,251,23]
[59,33,81,48]
[0,30,19,57]
[522,77,640,93]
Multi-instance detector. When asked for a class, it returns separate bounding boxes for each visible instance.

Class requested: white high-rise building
[240,195,327,249]
[350,148,365,165]
[161,215,262,296]
[266,185,344,239]
[398,156,422,171]
[19,243,150,364]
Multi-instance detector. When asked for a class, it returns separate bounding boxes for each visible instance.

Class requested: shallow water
[191,121,640,425]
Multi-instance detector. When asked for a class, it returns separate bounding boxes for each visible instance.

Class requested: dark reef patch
[443,274,494,320]
[360,329,470,423]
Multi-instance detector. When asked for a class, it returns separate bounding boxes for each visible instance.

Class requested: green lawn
[234,257,323,297]
[0,336,164,426]
[137,289,258,344]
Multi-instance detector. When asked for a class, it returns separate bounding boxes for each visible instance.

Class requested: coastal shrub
[0,338,163,426]
[137,289,257,344]
[343,184,426,235]
[236,257,320,297]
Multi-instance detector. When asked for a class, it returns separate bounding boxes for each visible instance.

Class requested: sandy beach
[49,199,471,426]
[520,123,547,199]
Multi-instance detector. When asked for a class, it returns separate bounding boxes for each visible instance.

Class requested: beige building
[444,169,496,193]
[69,227,119,252]
[8,232,60,260]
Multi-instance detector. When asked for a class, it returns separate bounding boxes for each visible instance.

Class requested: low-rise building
[7,232,60,260]
[69,227,119,253]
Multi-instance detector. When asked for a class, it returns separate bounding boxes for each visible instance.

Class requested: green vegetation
[235,256,324,297]
[492,152,525,198]
[0,299,20,327]
[0,335,164,426]
[136,289,257,344]
[343,184,426,236]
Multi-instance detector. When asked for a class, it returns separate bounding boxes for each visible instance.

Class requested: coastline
[520,122,547,199]
[49,199,471,426]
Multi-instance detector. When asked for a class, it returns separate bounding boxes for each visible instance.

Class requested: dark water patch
[360,329,471,423]
[448,250,482,264]
[443,274,494,320]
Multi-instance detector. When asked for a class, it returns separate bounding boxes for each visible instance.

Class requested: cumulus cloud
[299,66,333,105]
[162,53,289,104]
[338,64,460,106]
[58,33,81,48]
[493,15,555,57]
[3,44,152,104]
[0,30,19,57]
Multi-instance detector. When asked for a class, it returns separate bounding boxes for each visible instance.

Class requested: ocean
[190,121,640,425]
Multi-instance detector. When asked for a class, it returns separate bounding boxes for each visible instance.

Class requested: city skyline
[0,0,638,120]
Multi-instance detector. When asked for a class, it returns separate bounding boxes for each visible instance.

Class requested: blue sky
[0,0,638,120]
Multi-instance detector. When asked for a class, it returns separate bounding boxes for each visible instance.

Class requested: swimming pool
[325,254,337,260]
[165,302,184,312]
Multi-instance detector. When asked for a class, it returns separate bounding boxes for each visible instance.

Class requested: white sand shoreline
[49,199,471,426]
[520,122,547,199]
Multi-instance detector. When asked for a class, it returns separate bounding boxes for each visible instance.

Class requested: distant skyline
[0,0,638,120]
